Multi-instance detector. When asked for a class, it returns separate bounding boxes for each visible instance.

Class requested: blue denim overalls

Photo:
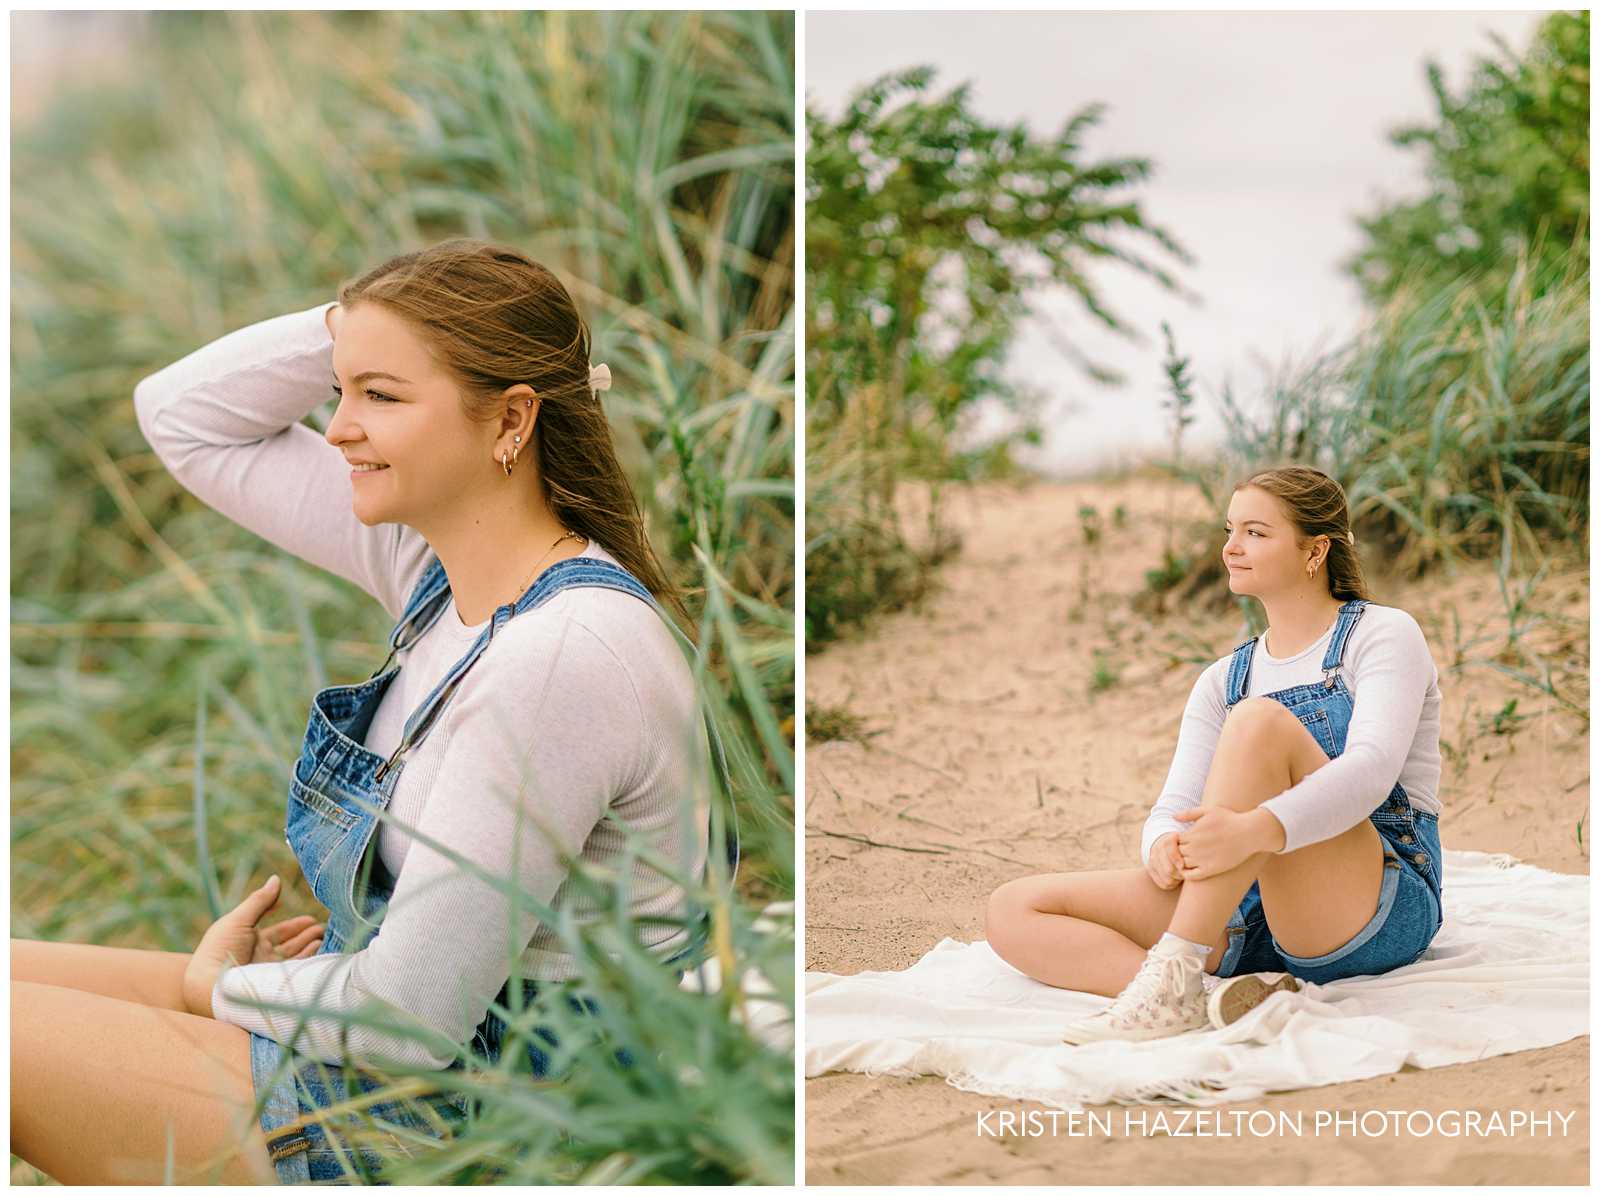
[249,553,739,1184]
[1213,598,1444,985]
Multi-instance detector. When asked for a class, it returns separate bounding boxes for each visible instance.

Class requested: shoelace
[1104,947,1205,1020]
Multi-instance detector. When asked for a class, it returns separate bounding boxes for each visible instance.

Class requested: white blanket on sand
[805,850,1587,1107]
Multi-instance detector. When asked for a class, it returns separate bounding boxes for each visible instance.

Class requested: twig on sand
[896,810,965,836]
[923,840,1033,867]
[811,761,846,805]
[1010,811,1134,844]
[871,744,965,786]
[811,827,951,856]
[812,825,1028,866]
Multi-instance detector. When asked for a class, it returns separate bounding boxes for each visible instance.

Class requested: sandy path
[804,473,1588,1185]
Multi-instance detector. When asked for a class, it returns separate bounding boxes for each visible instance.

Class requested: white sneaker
[1206,972,1302,1030]
[1061,942,1211,1044]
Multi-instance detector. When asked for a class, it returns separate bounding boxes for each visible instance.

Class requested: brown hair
[1235,465,1372,602]
[336,238,689,629]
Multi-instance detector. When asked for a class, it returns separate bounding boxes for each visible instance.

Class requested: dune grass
[1159,240,1587,611]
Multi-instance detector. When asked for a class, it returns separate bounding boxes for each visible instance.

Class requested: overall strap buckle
[373,743,406,782]
[366,644,398,682]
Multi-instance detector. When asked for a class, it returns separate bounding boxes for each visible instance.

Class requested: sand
[803,473,1589,1185]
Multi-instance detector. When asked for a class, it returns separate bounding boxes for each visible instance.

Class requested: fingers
[237,875,282,920]
[264,915,318,942]
[1147,861,1180,891]
[263,916,326,958]
[277,923,325,958]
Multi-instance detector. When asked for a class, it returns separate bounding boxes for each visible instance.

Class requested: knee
[1222,696,1297,747]
[983,878,1035,956]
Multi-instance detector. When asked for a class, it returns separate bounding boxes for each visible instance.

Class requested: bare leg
[1163,698,1306,944]
[987,696,1383,996]
[985,868,1229,996]
[1165,697,1385,956]
[10,979,277,1184]
[11,938,191,1012]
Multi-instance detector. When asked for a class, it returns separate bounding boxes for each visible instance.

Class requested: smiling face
[326,303,498,530]
[1223,485,1328,600]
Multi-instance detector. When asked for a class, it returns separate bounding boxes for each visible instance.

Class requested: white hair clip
[588,363,611,400]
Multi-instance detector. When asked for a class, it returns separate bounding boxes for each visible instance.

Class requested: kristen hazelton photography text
[804,9,1587,1187]
[973,1107,1581,1140]
[12,10,794,1187]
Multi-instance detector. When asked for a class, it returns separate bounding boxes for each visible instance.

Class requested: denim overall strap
[369,555,741,891]
[1224,599,1369,708]
[1318,599,1368,690]
[374,558,657,780]
[1223,634,1259,709]
[366,556,454,681]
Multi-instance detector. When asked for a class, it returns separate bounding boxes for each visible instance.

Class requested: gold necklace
[512,528,587,601]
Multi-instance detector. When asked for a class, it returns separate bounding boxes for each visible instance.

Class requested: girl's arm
[132,301,428,619]
[1258,610,1434,853]
[206,609,662,1070]
[1141,661,1228,869]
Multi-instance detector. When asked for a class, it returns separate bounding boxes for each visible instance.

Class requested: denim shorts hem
[1216,916,1249,978]
[250,1031,312,1186]
[248,1030,468,1185]
[1270,839,1401,968]
[1213,829,1440,984]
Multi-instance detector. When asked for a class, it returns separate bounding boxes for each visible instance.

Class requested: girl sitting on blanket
[985,465,1444,1042]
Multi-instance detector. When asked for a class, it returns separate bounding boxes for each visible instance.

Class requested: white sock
[1156,931,1214,959]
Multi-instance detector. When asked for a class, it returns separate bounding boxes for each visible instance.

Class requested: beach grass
[1159,240,1587,621]
[803,16,1585,649]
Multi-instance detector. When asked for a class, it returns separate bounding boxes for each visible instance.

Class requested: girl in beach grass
[11,239,725,1183]
[985,465,1444,1042]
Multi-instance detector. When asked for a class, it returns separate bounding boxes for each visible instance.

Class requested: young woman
[984,465,1444,1042]
[11,239,730,1183]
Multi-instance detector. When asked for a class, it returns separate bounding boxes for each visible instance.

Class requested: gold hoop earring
[501,452,513,478]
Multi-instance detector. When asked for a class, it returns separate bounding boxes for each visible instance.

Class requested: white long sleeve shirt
[1141,603,1442,866]
[134,301,708,1070]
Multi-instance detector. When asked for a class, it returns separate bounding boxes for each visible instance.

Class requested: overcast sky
[807,10,1554,476]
